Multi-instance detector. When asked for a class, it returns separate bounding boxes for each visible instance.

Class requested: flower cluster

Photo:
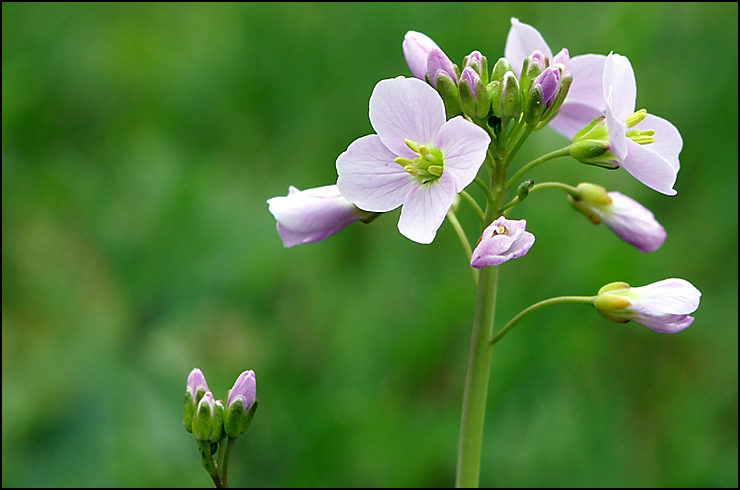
[267,17,699,336]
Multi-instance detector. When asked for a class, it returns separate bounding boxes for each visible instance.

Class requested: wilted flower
[267,185,376,247]
[470,217,535,268]
[594,279,701,333]
[336,77,490,244]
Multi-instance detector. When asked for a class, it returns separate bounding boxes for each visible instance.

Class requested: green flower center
[394,139,445,184]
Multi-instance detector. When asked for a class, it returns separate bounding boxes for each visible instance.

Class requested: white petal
[397,175,456,244]
[633,278,702,315]
[603,53,636,120]
[336,134,416,212]
[621,139,679,195]
[435,116,490,191]
[504,18,553,77]
[634,113,682,172]
[564,54,607,108]
[369,77,446,157]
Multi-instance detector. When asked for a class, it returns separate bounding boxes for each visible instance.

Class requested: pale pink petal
[606,96,628,161]
[504,18,553,77]
[434,116,490,191]
[369,77,446,156]
[620,139,678,195]
[603,53,636,120]
[336,134,416,211]
[634,113,682,172]
[549,102,606,140]
[632,279,702,315]
[403,31,440,80]
[397,174,457,244]
[597,192,666,253]
[563,54,607,107]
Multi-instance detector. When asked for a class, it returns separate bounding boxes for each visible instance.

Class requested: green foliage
[2,2,737,487]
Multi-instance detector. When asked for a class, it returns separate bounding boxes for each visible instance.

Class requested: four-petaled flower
[505,17,607,139]
[470,217,535,268]
[336,76,490,244]
[594,279,701,333]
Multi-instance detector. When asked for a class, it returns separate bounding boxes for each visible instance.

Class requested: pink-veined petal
[603,52,636,120]
[620,139,679,195]
[369,77,446,156]
[435,116,490,191]
[505,18,553,77]
[336,134,416,211]
[397,174,457,244]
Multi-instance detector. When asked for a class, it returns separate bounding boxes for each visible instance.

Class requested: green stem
[198,441,224,488]
[506,146,571,190]
[220,437,237,488]
[459,190,486,224]
[500,181,580,214]
[446,208,478,285]
[456,265,499,488]
[490,296,596,345]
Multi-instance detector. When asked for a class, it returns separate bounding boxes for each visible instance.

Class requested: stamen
[625,108,648,128]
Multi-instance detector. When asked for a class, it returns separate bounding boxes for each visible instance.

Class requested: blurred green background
[3,2,737,487]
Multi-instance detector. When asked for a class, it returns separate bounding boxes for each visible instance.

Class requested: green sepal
[193,399,213,442]
[184,392,196,433]
[523,85,544,126]
[490,57,513,84]
[568,195,602,225]
[458,77,477,118]
[435,73,462,117]
[224,399,259,438]
[209,400,224,443]
[569,140,619,169]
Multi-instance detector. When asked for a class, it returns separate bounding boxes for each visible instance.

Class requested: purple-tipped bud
[427,48,458,88]
[552,48,571,72]
[224,370,258,438]
[534,66,561,108]
[187,368,210,402]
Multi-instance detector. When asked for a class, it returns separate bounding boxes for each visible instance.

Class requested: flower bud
[223,370,258,438]
[593,279,701,333]
[463,50,489,85]
[569,117,620,168]
[193,392,224,443]
[459,67,491,119]
[490,57,514,84]
[491,72,520,119]
[426,48,458,88]
[434,71,462,117]
[403,31,441,80]
[471,217,535,268]
[516,180,535,201]
[519,50,547,99]
[184,368,210,433]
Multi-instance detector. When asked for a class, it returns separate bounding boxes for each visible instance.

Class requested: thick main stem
[455,264,499,488]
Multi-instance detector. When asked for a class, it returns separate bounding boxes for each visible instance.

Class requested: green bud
[523,84,544,126]
[500,72,520,119]
[224,399,259,438]
[569,140,619,169]
[474,77,491,119]
[184,392,196,433]
[574,183,612,206]
[458,76,476,118]
[490,57,513,83]
[435,73,462,117]
[516,180,535,201]
[519,55,544,102]
[193,393,224,443]
[210,400,224,443]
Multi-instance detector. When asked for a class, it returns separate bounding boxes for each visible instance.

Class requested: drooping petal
[403,31,441,80]
[434,116,490,191]
[620,138,679,195]
[593,192,667,253]
[603,52,636,120]
[336,134,416,212]
[397,174,457,244]
[369,76,446,156]
[505,18,553,77]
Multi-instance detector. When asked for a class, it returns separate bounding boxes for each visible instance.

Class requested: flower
[505,17,607,139]
[593,279,701,333]
[336,77,490,244]
[470,217,535,268]
[267,185,376,247]
[600,52,683,195]
[224,370,258,438]
[569,183,666,252]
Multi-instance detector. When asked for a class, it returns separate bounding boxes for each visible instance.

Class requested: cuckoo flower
[267,185,376,247]
[594,279,701,333]
[569,183,666,253]
[336,77,490,244]
[403,30,457,86]
[470,217,535,268]
[505,17,607,138]
[600,52,683,195]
